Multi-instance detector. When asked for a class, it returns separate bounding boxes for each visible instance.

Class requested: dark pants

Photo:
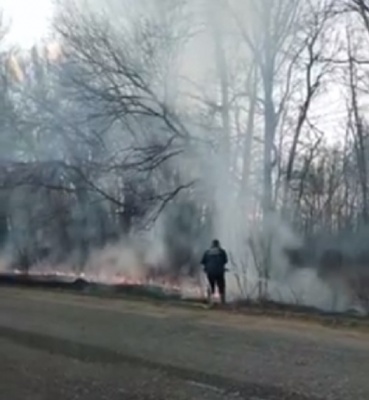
[207,273,225,302]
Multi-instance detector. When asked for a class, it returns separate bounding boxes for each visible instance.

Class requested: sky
[0,0,53,48]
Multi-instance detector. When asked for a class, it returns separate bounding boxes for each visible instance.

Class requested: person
[201,239,228,304]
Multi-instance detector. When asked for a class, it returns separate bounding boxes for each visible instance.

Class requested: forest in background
[0,0,369,313]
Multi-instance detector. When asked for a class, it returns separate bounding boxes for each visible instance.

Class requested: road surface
[0,287,367,400]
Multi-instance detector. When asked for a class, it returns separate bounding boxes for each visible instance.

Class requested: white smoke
[0,0,366,315]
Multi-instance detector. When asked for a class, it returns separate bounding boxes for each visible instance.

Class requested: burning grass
[0,267,205,302]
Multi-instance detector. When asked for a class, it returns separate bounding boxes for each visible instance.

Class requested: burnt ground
[0,288,367,400]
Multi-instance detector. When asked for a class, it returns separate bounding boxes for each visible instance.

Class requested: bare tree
[283,1,336,210]
[50,0,196,229]
[349,0,369,33]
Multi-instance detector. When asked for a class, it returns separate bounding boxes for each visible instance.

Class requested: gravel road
[0,287,367,400]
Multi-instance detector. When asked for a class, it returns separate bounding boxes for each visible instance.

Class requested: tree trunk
[239,66,257,204]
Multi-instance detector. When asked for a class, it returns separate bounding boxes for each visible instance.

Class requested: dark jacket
[201,246,228,275]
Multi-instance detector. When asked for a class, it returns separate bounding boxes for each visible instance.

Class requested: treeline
[0,1,369,309]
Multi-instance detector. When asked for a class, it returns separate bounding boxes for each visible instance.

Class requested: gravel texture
[0,337,245,400]
[0,288,367,400]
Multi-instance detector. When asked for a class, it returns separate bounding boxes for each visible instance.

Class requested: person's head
[211,239,220,248]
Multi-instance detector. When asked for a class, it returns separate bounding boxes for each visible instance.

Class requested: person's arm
[201,252,206,265]
[222,249,228,265]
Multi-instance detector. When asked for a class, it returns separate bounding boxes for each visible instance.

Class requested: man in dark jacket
[201,239,228,304]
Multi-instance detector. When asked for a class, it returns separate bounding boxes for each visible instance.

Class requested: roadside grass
[0,273,368,333]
